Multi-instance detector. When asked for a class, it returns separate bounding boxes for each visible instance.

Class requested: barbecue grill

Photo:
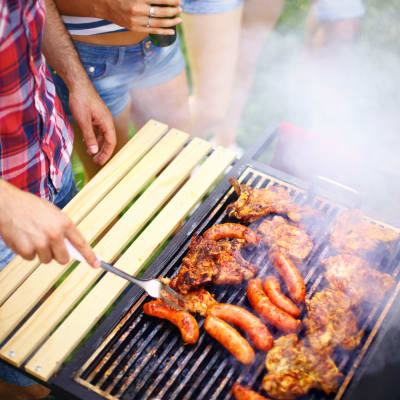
[1,121,399,400]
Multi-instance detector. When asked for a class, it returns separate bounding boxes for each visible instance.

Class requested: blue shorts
[50,36,186,120]
[0,163,77,387]
[182,0,243,14]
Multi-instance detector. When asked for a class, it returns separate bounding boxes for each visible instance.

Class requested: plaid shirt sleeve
[0,0,73,200]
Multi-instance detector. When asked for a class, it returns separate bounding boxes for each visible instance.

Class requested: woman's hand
[93,0,182,35]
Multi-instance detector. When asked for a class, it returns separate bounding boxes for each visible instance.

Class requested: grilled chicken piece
[226,178,320,223]
[169,234,258,295]
[258,216,313,263]
[304,288,363,353]
[330,209,399,256]
[160,278,217,316]
[262,334,342,400]
[322,254,395,307]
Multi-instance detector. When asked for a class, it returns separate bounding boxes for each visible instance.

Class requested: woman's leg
[181,5,243,139]
[214,0,285,147]
[129,70,191,133]
[72,101,132,182]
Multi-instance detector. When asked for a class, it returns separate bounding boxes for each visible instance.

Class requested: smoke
[240,3,400,225]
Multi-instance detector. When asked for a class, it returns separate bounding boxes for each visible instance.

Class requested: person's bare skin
[181,5,243,140]
[55,0,190,182]
[212,0,285,147]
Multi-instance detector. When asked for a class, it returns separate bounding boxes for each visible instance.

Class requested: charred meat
[329,209,399,256]
[262,334,342,400]
[304,288,363,353]
[170,226,258,294]
[226,178,320,223]
[258,216,313,263]
[322,254,395,307]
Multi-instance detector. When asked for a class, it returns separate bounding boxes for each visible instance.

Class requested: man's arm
[55,0,181,35]
[0,179,99,268]
[42,0,116,166]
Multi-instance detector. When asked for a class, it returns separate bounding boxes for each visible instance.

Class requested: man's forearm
[42,0,92,91]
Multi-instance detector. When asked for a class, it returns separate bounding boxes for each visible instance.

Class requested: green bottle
[149,4,177,47]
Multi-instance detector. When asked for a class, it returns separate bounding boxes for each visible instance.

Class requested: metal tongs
[64,240,186,310]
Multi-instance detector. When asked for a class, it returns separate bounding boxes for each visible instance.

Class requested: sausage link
[232,382,271,400]
[207,303,272,351]
[263,276,300,318]
[270,252,306,303]
[204,316,255,364]
[143,300,199,344]
[246,278,300,332]
[203,223,259,246]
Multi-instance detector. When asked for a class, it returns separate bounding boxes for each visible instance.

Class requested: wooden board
[0,138,212,367]
[0,129,187,343]
[0,120,168,305]
[25,146,235,381]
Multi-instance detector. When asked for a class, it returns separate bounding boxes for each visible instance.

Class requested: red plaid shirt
[0,0,73,200]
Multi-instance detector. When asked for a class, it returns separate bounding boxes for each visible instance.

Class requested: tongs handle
[64,239,140,285]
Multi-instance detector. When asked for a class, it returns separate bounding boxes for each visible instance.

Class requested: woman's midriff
[71,31,148,46]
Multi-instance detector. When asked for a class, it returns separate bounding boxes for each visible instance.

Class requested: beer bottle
[149,4,177,47]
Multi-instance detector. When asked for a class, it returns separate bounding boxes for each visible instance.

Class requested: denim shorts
[182,0,243,14]
[50,36,186,120]
[315,0,365,21]
[0,163,77,386]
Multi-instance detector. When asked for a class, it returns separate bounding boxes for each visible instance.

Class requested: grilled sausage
[270,252,306,303]
[143,300,199,344]
[232,382,271,400]
[207,303,272,351]
[263,276,300,318]
[203,223,259,246]
[247,278,300,332]
[204,315,255,364]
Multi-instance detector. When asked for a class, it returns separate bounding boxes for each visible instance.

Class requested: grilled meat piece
[258,216,313,263]
[329,209,399,256]
[322,254,395,307]
[304,288,363,353]
[170,233,258,294]
[226,178,320,223]
[160,278,217,316]
[262,334,342,400]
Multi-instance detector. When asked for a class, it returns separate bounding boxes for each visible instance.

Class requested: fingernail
[88,145,98,154]
[93,259,100,269]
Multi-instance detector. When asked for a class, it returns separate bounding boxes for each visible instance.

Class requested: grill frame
[50,124,400,400]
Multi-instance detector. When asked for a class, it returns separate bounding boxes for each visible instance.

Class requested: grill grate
[63,167,400,400]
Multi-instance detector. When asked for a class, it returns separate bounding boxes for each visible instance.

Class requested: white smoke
[239,5,400,225]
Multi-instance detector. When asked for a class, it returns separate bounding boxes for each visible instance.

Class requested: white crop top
[62,16,128,35]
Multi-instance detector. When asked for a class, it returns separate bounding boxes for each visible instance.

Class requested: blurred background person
[180,0,244,153]
[210,0,365,151]
[51,0,191,182]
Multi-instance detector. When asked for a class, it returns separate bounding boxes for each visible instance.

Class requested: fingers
[92,118,116,166]
[148,5,182,18]
[76,115,99,156]
[145,15,182,28]
[65,227,100,269]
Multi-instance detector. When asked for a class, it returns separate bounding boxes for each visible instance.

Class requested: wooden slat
[25,146,236,381]
[0,138,212,367]
[0,129,188,343]
[0,120,168,305]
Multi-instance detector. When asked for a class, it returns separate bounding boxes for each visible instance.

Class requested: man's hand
[92,0,182,35]
[69,84,116,166]
[42,0,116,166]
[0,180,99,268]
